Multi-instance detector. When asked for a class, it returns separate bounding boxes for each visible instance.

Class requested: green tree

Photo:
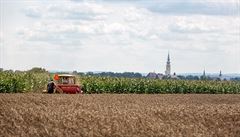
[28,67,47,73]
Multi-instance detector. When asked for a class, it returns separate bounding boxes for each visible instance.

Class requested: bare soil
[1,94,240,137]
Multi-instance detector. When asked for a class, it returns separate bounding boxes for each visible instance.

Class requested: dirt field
[0,94,240,137]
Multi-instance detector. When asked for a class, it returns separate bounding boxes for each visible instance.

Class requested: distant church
[146,52,177,79]
[146,52,224,80]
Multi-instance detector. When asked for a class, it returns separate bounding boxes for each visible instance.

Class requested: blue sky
[0,0,240,73]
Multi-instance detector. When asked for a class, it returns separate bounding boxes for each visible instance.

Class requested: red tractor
[47,74,83,94]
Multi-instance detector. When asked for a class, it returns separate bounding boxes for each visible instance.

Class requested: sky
[0,0,240,74]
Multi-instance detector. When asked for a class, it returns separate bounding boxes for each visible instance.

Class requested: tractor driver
[47,78,55,93]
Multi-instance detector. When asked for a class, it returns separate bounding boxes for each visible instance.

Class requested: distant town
[70,53,239,81]
[1,53,240,81]
[145,53,232,81]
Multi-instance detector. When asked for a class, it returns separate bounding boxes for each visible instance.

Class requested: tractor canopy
[53,74,82,94]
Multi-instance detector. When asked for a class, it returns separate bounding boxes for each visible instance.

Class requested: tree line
[1,67,240,81]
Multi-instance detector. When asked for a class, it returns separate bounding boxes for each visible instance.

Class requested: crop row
[79,76,240,94]
[1,71,240,93]
[0,71,49,93]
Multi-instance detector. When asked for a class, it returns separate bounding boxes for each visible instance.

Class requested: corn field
[0,71,49,93]
[80,76,240,94]
[1,72,240,93]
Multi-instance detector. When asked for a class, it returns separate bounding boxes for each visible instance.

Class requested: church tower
[165,52,171,76]
[203,69,206,77]
[219,70,222,77]
[219,70,223,80]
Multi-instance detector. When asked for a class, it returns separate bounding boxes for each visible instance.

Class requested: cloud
[71,0,240,16]
[26,0,240,22]
[25,2,111,20]
[147,1,238,16]
[17,22,84,46]
[1,0,238,72]
[168,16,220,34]
[21,3,159,46]
[24,7,42,18]
[0,33,2,42]
[19,1,239,52]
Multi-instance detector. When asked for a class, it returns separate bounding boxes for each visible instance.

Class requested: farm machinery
[47,74,83,94]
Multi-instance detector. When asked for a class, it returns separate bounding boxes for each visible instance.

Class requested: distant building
[146,72,158,79]
[165,52,171,76]
[146,72,164,79]
[158,73,164,79]
[203,69,206,77]
[147,52,176,79]
[200,69,207,80]
[171,72,179,79]
[201,70,226,81]
[218,70,224,81]
[219,70,222,77]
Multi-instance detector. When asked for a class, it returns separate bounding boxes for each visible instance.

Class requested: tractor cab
[52,74,83,94]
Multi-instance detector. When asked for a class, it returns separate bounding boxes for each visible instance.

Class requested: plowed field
[1,94,240,137]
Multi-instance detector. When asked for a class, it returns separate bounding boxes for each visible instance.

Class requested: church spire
[203,69,206,76]
[165,52,171,76]
[167,52,170,63]
[219,70,222,77]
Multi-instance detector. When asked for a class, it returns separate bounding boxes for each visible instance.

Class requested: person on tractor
[47,79,55,93]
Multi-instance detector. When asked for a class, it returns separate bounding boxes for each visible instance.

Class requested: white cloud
[25,2,111,20]
[168,16,219,33]
[18,1,240,53]
[20,4,155,45]
[0,33,2,43]
[24,7,42,18]
[202,0,238,3]
[2,0,239,72]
